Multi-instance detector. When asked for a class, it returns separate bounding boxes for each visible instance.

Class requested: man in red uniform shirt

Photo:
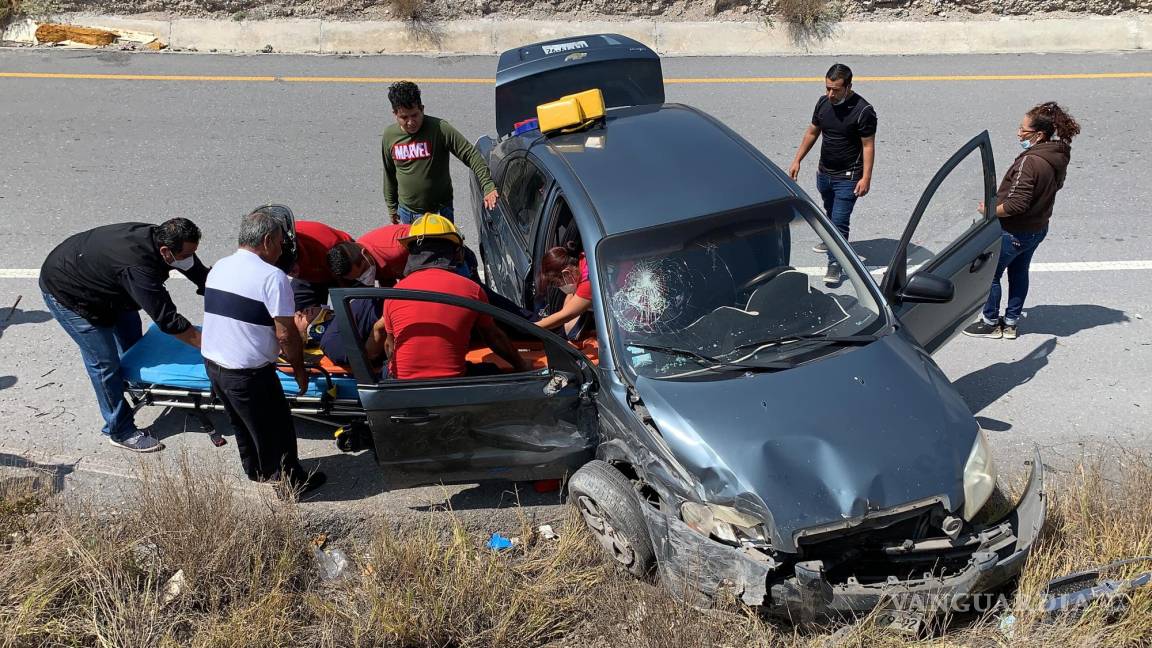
[291,220,353,309]
[364,215,527,379]
[326,224,411,288]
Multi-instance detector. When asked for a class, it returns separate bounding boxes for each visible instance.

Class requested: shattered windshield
[598,199,885,378]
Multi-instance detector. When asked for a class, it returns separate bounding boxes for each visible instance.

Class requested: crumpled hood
[634,334,978,553]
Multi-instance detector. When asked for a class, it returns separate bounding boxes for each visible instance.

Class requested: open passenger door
[881,131,1002,353]
[331,287,600,491]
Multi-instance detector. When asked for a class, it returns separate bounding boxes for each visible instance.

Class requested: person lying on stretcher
[289,297,383,372]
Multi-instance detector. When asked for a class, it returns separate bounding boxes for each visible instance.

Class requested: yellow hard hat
[398,213,463,246]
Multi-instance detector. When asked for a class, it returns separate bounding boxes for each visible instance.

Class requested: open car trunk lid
[495,33,665,138]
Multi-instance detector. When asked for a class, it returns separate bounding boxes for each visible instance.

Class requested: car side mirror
[899,272,954,304]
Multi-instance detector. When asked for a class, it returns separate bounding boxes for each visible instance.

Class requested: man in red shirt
[326,224,411,288]
[292,220,353,308]
[364,215,527,379]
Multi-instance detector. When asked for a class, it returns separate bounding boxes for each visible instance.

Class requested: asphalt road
[1,49,1150,530]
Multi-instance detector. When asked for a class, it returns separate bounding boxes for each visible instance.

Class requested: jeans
[41,290,142,439]
[981,227,1048,325]
[816,172,859,262]
[398,203,454,224]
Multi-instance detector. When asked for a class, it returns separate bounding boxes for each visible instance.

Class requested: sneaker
[812,241,829,254]
[823,262,843,286]
[109,431,163,453]
[1001,322,1018,340]
[962,319,1002,339]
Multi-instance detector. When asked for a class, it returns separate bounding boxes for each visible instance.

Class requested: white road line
[0,269,43,278]
[3,260,1152,280]
[792,259,1152,277]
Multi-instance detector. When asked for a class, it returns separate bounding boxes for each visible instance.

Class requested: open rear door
[881,132,1001,354]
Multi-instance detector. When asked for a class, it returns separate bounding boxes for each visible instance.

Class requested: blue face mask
[1019,138,1034,151]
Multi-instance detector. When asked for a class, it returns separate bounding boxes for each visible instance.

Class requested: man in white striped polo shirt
[202,207,326,497]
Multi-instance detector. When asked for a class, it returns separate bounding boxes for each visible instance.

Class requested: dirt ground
[39,0,1152,23]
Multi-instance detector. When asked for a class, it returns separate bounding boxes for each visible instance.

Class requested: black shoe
[1001,322,1018,339]
[275,469,327,500]
[823,262,843,286]
[962,319,1002,339]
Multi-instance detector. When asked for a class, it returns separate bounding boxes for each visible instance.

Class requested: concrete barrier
[6,13,1149,56]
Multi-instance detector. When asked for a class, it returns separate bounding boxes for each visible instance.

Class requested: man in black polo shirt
[788,63,878,286]
[40,218,208,452]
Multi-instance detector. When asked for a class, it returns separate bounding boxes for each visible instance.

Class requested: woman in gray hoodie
[964,101,1080,340]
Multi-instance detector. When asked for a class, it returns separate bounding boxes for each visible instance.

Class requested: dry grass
[0,0,53,25]
[771,0,842,45]
[3,450,1152,647]
[387,0,425,22]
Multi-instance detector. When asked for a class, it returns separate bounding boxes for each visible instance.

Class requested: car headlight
[681,502,768,545]
[962,429,998,521]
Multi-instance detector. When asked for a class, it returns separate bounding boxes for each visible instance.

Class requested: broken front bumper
[645,452,1046,620]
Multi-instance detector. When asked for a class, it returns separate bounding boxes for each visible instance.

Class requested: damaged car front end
[644,452,1045,621]
[590,199,1047,621]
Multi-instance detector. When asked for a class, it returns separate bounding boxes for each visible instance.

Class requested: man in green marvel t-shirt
[382,81,499,225]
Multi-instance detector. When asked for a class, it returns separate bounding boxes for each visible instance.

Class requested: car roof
[531,103,797,236]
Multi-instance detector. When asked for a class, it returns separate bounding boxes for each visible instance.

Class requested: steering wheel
[736,265,796,297]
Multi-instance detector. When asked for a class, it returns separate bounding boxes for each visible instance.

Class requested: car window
[374,293,553,383]
[501,157,548,240]
[904,151,991,275]
[597,199,886,379]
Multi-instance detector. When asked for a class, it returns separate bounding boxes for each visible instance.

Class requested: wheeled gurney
[121,325,368,438]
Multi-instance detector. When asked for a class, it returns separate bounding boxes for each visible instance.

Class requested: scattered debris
[313,547,349,580]
[39,368,56,378]
[35,23,119,46]
[3,20,164,50]
[997,613,1017,638]
[537,524,558,541]
[1043,556,1152,622]
[160,569,187,606]
[487,532,520,551]
[260,44,273,53]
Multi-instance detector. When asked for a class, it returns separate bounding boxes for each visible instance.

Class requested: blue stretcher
[121,325,366,433]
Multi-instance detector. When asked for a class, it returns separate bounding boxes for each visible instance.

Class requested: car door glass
[502,158,548,240]
[904,151,991,275]
[375,293,594,383]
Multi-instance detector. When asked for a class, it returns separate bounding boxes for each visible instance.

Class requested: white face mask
[165,251,195,271]
[559,283,577,295]
[357,263,377,286]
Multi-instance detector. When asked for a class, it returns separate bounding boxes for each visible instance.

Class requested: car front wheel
[569,460,656,578]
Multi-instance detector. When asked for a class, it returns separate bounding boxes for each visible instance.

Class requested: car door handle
[969,251,993,273]
[389,413,441,424]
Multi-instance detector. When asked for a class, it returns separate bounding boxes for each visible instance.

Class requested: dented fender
[640,450,1047,619]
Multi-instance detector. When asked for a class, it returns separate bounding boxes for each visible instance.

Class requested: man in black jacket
[40,218,208,452]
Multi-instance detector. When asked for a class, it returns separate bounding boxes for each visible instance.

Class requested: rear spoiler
[495,33,664,138]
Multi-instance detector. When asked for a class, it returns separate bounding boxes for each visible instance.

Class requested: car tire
[569,460,656,578]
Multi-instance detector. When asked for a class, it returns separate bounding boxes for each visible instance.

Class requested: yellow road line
[2,71,1151,83]
[667,72,1152,83]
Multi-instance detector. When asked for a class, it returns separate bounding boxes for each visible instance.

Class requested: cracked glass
[598,199,885,378]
